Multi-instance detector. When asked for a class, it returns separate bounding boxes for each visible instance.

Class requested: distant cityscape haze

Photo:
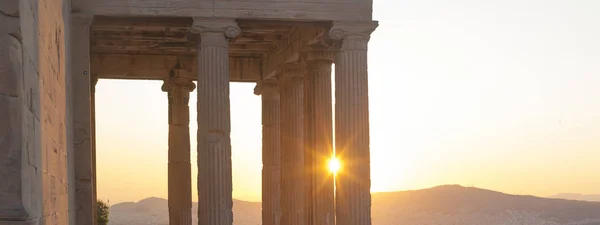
[96,0,600,204]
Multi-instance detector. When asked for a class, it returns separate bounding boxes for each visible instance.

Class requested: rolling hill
[550,193,600,203]
[108,185,600,225]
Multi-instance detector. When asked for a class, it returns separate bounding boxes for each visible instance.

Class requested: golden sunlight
[328,157,341,174]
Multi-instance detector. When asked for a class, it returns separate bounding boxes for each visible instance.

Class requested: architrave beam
[91,54,262,82]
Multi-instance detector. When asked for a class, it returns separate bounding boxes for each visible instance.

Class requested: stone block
[0,220,37,225]
[46,149,58,185]
[22,55,41,118]
[0,33,21,97]
[0,1,19,16]
[23,110,36,169]
[20,110,42,219]
[56,212,68,225]
[0,96,26,221]
[22,164,41,219]
[32,115,41,169]
[56,151,67,183]
[58,119,66,149]
[19,0,39,71]
[42,214,56,225]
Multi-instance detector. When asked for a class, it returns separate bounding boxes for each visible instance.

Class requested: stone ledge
[0,220,36,225]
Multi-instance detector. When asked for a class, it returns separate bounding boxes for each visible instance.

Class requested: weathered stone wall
[37,0,71,223]
[0,0,73,224]
[0,0,27,222]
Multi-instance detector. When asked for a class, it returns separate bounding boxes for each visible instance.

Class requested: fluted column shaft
[191,19,240,225]
[255,82,282,225]
[279,69,306,225]
[163,78,196,225]
[329,22,378,225]
[304,58,334,225]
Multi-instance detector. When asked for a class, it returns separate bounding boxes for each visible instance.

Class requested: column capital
[301,49,335,64]
[276,64,305,81]
[328,21,379,41]
[189,18,241,39]
[254,80,279,96]
[300,43,336,64]
[161,78,196,93]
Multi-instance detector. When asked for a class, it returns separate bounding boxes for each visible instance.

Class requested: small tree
[97,200,110,225]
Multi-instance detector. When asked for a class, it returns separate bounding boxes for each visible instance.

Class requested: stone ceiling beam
[91,54,261,82]
[261,26,328,80]
[73,1,372,21]
[91,40,276,52]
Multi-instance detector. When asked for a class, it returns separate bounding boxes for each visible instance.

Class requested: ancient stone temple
[0,0,377,224]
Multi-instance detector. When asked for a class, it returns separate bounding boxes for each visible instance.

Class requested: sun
[328,157,341,174]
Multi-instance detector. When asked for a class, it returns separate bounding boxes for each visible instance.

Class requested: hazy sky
[95,0,600,204]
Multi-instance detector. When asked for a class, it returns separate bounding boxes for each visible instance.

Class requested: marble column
[303,51,335,225]
[190,18,240,225]
[71,15,96,225]
[162,78,196,225]
[254,81,282,225]
[328,21,378,225]
[279,67,306,225]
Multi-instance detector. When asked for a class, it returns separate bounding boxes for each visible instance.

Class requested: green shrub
[97,199,110,225]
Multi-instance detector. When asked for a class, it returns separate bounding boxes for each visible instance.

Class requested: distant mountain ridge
[109,198,261,225]
[108,185,600,225]
[371,185,600,225]
[551,193,600,202]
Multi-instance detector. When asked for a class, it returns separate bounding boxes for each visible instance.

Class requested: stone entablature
[73,0,373,21]
[89,17,331,82]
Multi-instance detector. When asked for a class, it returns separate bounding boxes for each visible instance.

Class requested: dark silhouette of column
[255,80,282,225]
[303,51,335,225]
[279,66,306,225]
[162,78,195,225]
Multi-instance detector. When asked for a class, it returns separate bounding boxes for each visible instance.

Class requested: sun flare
[328,157,341,174]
